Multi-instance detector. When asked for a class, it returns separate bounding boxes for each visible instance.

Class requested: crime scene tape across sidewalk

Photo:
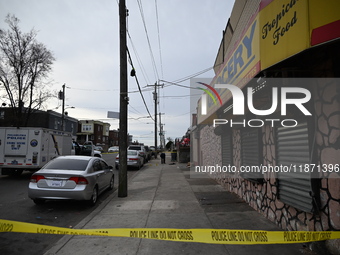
[1,219,339,245]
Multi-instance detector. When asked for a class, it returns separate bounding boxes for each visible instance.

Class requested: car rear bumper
[115,161,141,168]
[28,183,93,201]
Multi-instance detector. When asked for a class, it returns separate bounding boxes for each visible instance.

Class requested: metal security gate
[276,122,313,212]
[221,131,232,166]
[241,128,263,182]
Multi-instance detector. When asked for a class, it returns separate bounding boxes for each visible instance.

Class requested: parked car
[108,146,119,153]
[75,141,102,158]
[93,149,102,158]
[115,150,143,170]
[94,146,104,152]
[128,145,146,163]
[28,156,114,205]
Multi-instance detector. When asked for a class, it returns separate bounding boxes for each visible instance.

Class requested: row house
[76,120,110,150]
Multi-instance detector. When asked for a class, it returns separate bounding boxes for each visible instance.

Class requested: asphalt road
[0,153,139,255]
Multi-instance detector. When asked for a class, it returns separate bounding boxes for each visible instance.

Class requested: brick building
[76,120,110,150]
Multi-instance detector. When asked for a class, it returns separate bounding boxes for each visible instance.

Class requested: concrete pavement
[44,153,315,255]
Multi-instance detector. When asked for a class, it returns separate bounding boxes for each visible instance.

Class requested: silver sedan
[115,150,143,170]
[28,156,114,205]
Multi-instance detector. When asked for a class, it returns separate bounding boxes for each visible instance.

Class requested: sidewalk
[45,154,312,255]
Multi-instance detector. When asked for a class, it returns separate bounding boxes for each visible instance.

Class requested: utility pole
[148,82,163,157]
[159,112,165,149]
[59,84,66,131]
[118,0,128,197]
[153,84,157,153]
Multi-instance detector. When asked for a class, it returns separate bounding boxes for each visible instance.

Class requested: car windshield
[129,146,141,150]
[43,158,90,171]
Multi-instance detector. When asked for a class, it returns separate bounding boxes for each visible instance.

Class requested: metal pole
[118,0,128,197]
[153,84,158,154]
[61,84,65,131]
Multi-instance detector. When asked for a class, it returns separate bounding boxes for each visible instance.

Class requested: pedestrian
[160,152,165,164]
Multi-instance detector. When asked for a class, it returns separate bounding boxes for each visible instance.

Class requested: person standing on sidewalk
[160,152,166,164]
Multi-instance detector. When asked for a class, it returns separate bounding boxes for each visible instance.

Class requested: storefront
[193,0,340,253]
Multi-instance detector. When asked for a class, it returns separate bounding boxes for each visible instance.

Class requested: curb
[43,161,150,255]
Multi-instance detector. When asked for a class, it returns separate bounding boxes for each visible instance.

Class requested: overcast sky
[0,0,234,145]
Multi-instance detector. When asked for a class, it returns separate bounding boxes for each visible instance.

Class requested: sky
[0,0,235,146]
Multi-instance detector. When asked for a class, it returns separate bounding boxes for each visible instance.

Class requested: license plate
[51,180,63,187]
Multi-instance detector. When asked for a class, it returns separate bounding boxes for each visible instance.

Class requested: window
[44,158,90,171]
[82,124,92,132]
[54,119,59,130]
[99,160,109,170]
[93,160,102,172]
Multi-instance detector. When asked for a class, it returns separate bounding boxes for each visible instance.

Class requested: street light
[64,106,75,116]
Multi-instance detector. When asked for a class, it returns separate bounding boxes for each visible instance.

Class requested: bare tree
[0,14,55,126]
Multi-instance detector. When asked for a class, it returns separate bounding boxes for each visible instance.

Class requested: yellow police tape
[1,219,339,245]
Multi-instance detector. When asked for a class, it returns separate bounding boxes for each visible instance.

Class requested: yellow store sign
[259,0,309,69]
[197,0,340,125]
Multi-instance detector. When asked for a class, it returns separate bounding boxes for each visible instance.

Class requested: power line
[67,87,117,92]
[172,66,214,84]
[154,0,164,79]
[160,80,200,90]
[137,0,159,81]
[127,31,150,85]
[160,94,201,98]
[127,47,154,121]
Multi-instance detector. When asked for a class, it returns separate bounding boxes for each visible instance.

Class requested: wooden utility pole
[118,0,128,197]
[60,84,66,131]
[153,84,158,154]
[148,83,163,157]
[159,112,165,149]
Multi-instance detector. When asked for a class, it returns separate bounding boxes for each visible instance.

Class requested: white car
[128,145,146,163]
[115,150,143,170]
[108,146,119,153]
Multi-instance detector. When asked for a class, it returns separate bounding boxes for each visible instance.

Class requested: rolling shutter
[241,128,263,182]
[221,131,232,166]
[276,122,313,212]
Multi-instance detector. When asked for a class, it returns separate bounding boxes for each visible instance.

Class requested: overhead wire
[127,31,151,85]
[171,66,214,84]
[154,0,164,80]
[136,0,160,81]
[127,47,154,121]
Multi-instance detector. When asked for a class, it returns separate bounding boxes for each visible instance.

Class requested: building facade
[76,120,110,150]
[108,129,119,147]
[192,0,339,253]
[0,108,78,137]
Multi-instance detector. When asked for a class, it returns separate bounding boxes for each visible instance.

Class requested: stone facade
[193,0,340,252]
[196,80,340,254]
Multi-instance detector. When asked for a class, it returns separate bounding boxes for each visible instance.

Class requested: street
[0,153,139,255]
